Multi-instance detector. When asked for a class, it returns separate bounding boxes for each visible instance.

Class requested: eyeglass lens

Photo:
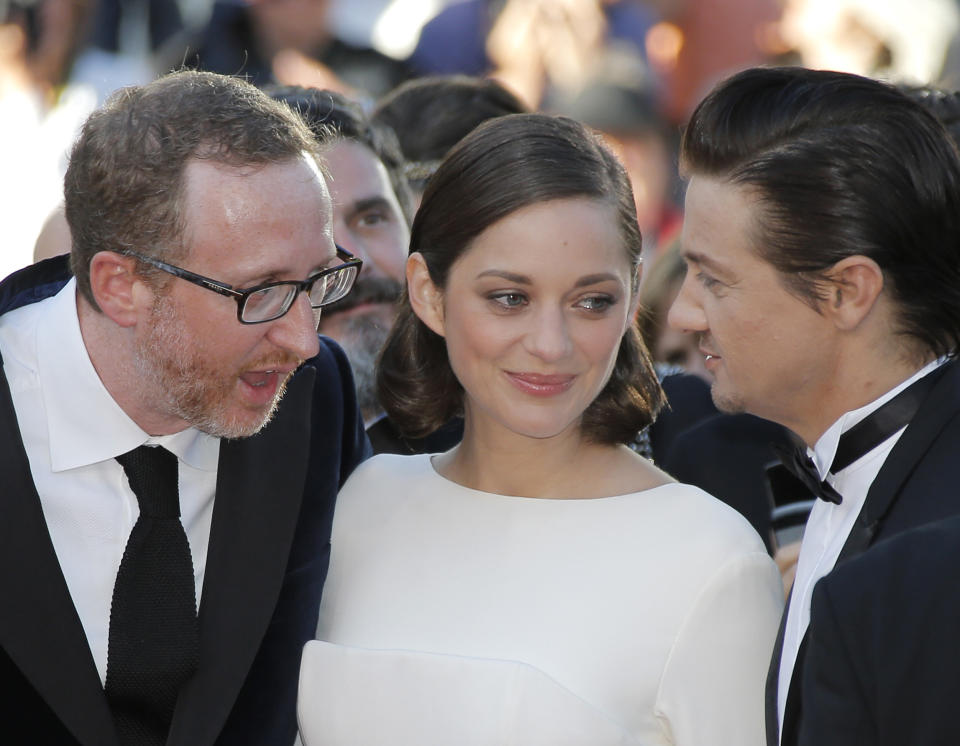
[240,265,359,323]
[309,265,358,307]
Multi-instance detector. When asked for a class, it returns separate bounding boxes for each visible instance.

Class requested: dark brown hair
[682,66,960,359]
[377,113,665,445]
[65,70,322,310]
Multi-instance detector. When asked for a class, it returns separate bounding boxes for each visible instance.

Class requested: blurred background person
[0,0,96,278]
[185,0,412,99]
[556,67,682,267]
[636,240,706,379]
[408,0,658,109]
[372,73,527,204]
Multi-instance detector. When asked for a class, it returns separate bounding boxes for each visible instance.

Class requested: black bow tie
[772,442,843,504]
[770,367,941,505]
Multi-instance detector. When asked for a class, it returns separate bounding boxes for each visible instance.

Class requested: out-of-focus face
[319,139,408,339]
[420,197,636,443]
[654,322,710,381]
[133,154,336,437]
[248,0,331,56]
[318,139,409,419]
[668,175,832,427]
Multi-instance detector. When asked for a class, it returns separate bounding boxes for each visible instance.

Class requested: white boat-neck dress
[299,453,782,746]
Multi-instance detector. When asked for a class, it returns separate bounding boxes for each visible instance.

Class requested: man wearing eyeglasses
[0,70,370,745]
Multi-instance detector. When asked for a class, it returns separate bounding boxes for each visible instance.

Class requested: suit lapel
[779,631,808,746]
[774,362,960,744]
[0,361,119,746]
[837,360,958,565]
[168,366,315,746]
[765,588,791,746]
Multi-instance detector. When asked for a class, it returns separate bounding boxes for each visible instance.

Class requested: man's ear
[822,255,885,331]
[88,251,149,328]
[406,252,446,337]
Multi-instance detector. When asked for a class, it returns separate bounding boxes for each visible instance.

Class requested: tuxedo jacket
[799,514,960,746]
[768,359,960,746]
[0,257,371,745]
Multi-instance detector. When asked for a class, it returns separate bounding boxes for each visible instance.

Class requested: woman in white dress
[299,113,783,745]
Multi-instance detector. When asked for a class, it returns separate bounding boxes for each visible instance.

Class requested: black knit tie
[105,445,199,745]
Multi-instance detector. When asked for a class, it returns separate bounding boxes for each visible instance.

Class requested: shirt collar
[810,357,945,479]
[37,279,219,473]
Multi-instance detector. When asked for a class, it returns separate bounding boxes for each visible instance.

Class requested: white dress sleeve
[654,550,783,746]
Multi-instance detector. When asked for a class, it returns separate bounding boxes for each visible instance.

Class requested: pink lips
[506,371,576,397]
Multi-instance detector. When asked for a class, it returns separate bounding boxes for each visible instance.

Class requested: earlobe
[406,252,446,337]
[88,251,148,328]
[825,255,884,331]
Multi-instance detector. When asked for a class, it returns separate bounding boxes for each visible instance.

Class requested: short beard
[134,296,295,438]
[335,314,391,422]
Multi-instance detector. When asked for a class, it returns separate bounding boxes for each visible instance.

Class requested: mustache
[245,350,304,372]
[324,275,403,314]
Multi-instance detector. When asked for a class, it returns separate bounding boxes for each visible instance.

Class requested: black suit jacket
[768,359,960,746]
[798,515,960,746]
[0,257,371,745]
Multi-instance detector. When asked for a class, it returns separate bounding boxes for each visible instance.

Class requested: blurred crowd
[5,0,960,281]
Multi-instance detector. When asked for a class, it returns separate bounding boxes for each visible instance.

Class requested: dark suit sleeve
[316,335,373,484]
[214,336,371,745]
[799,518,960,746]
[799,577,875,746]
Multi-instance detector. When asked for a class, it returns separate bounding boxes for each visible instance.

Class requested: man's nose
[667,274,707,333]
[267,292,321,361]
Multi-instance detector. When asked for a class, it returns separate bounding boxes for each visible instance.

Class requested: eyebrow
[475,270,622,287]
[344,196,395,221]
[681,249,731,277]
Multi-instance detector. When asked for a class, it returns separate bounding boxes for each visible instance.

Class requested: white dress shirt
[776,357,944,740]
[0,279,220,685]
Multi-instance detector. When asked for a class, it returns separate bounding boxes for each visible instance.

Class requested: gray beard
[335,314,392,422]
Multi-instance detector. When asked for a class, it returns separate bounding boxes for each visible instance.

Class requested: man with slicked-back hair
[669,66,960,746]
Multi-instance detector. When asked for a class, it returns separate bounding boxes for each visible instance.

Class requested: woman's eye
[489,292,527,308]
[577,295,615,312]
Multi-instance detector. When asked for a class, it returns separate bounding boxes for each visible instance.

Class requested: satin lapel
[779,631,808,746]
[0,362,118,746]
[837,361,958,565]
[168,366,315,746]
[765,589,791,746]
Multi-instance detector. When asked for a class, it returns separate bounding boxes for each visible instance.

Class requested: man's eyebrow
[681,249,730,276]
[344,196,393,220]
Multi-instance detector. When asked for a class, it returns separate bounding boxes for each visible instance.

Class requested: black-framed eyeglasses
[124,246,362,324]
